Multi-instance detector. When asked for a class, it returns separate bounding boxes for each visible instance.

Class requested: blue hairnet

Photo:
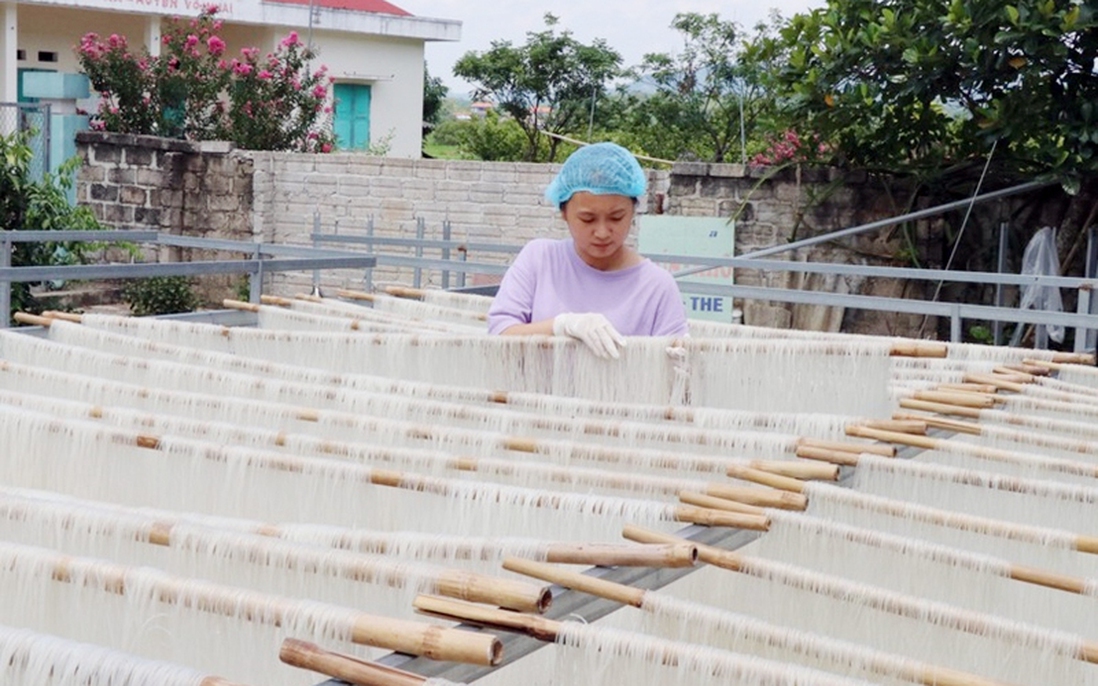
[545,142,646,207]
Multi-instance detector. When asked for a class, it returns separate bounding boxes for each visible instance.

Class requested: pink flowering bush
[224,31,334,152]
[76,8,334,152]
[750,130,829,166]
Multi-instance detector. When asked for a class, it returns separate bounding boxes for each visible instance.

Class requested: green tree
[453,13,623,162]
[625,13,786,163]
[768,0,1098,181]
[423,64,449,140]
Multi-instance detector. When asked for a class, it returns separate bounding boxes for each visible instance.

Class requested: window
[16,49,25,61]
[37,51,58,63]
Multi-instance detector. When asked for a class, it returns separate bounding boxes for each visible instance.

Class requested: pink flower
[234,62,253,76]
[207,35,226,55]
[257,70,273,80]
[311,84,326,99]
[320,142,332,153]
[240,47,259,61]
[185,34,199,48]
[108,34,123,48]
[280,31,300,48]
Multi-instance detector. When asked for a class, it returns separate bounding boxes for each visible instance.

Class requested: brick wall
[247,152,670,295]
[76,135,925,335]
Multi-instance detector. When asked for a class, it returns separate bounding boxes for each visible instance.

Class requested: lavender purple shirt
[488,238,689,337]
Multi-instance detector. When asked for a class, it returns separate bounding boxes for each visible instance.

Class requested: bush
[1,131,112,323]
[76,7,334,152]
[122,276,199,316]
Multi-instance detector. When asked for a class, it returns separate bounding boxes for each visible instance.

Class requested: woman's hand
[553,313,626,359]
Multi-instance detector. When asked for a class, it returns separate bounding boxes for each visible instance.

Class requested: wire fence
[0,102,51,181]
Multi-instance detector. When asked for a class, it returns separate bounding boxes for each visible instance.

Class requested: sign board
[638,215,738,323]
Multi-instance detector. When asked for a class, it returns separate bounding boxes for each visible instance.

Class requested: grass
[423,143,466,160]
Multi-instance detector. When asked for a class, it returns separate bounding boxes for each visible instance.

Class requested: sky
[396,0,828,97]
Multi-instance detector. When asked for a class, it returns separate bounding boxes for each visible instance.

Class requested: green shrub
[122,275,199,316]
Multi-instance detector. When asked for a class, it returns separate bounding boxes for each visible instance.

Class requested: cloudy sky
[396,0,828,96]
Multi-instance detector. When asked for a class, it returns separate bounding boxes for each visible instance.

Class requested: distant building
[0,0,460,157]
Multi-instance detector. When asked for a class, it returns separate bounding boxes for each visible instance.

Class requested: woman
[487,142,688,359]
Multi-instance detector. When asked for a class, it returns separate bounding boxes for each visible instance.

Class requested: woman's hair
[545,142,646,208]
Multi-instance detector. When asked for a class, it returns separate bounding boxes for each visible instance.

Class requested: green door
[333,83,371,150]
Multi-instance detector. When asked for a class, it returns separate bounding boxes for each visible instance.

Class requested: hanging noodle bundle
[0,623,242,686]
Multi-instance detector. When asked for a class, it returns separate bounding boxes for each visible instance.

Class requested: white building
[0,0,459,157]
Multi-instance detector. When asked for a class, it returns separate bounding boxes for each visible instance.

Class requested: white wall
[1,2,17,103]
[12,2,447,157]
[311,28,424,158]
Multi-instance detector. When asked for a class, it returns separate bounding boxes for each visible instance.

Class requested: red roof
[263,0,411,16]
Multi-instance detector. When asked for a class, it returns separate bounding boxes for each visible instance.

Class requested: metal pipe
[993,222,1009,345]
[673,180,1053,279]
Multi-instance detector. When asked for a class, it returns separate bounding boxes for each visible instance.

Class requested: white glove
[553,313,626,360]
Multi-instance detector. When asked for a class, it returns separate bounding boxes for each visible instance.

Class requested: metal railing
[311,220,1098,353]
[0,230,377,328]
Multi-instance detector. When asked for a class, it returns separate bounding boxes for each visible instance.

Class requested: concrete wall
[76,132,926,335]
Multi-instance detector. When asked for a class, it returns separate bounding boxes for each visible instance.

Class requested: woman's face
[562,192,636,271]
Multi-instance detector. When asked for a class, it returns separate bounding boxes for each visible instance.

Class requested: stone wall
[665,162,929,335]
[76,132,255,303]
[75,133,926,335]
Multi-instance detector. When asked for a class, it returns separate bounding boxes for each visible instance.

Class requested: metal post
[993,222,1008,346]
[457,247,467,290]
[0,234,10,329]
[249,243,263,303]
[441,220,451,291]
[1077,226,1098,354]
[363,216,375,292]
[950,304,962,343]
[311,211,321,295]
[413,217,425,289]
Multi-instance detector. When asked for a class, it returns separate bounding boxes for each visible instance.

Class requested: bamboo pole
[678,491,769,518]
[623,526,1098,663]
[897,397,984,419]
[222,298,261,313]
[502,557,646,607]
[39,310,83,322]
[255,294,292,305]
[794,444,860,467]
[846,425,1098,479]
[798,437,894,457]
[747,460,840,481]
[991,367,1036,383]
[726,465,806,494]
[40,548,503,666]
[936,382,998,394]
[1000,362,1051,376]
[889,340,949,358]
[1050,351,1097,365]
[337,288,377,302]
[705,484,808,511]
[414,595,562,642]
[911,390,999,408]
[385,286,427,300]
[858,419,928,435]
[280,638,435,686]
[542,543,697,568]
[963,372,1028,394]
[673,505,771,531]
[890,411,983,436]
[12,312,54,327]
